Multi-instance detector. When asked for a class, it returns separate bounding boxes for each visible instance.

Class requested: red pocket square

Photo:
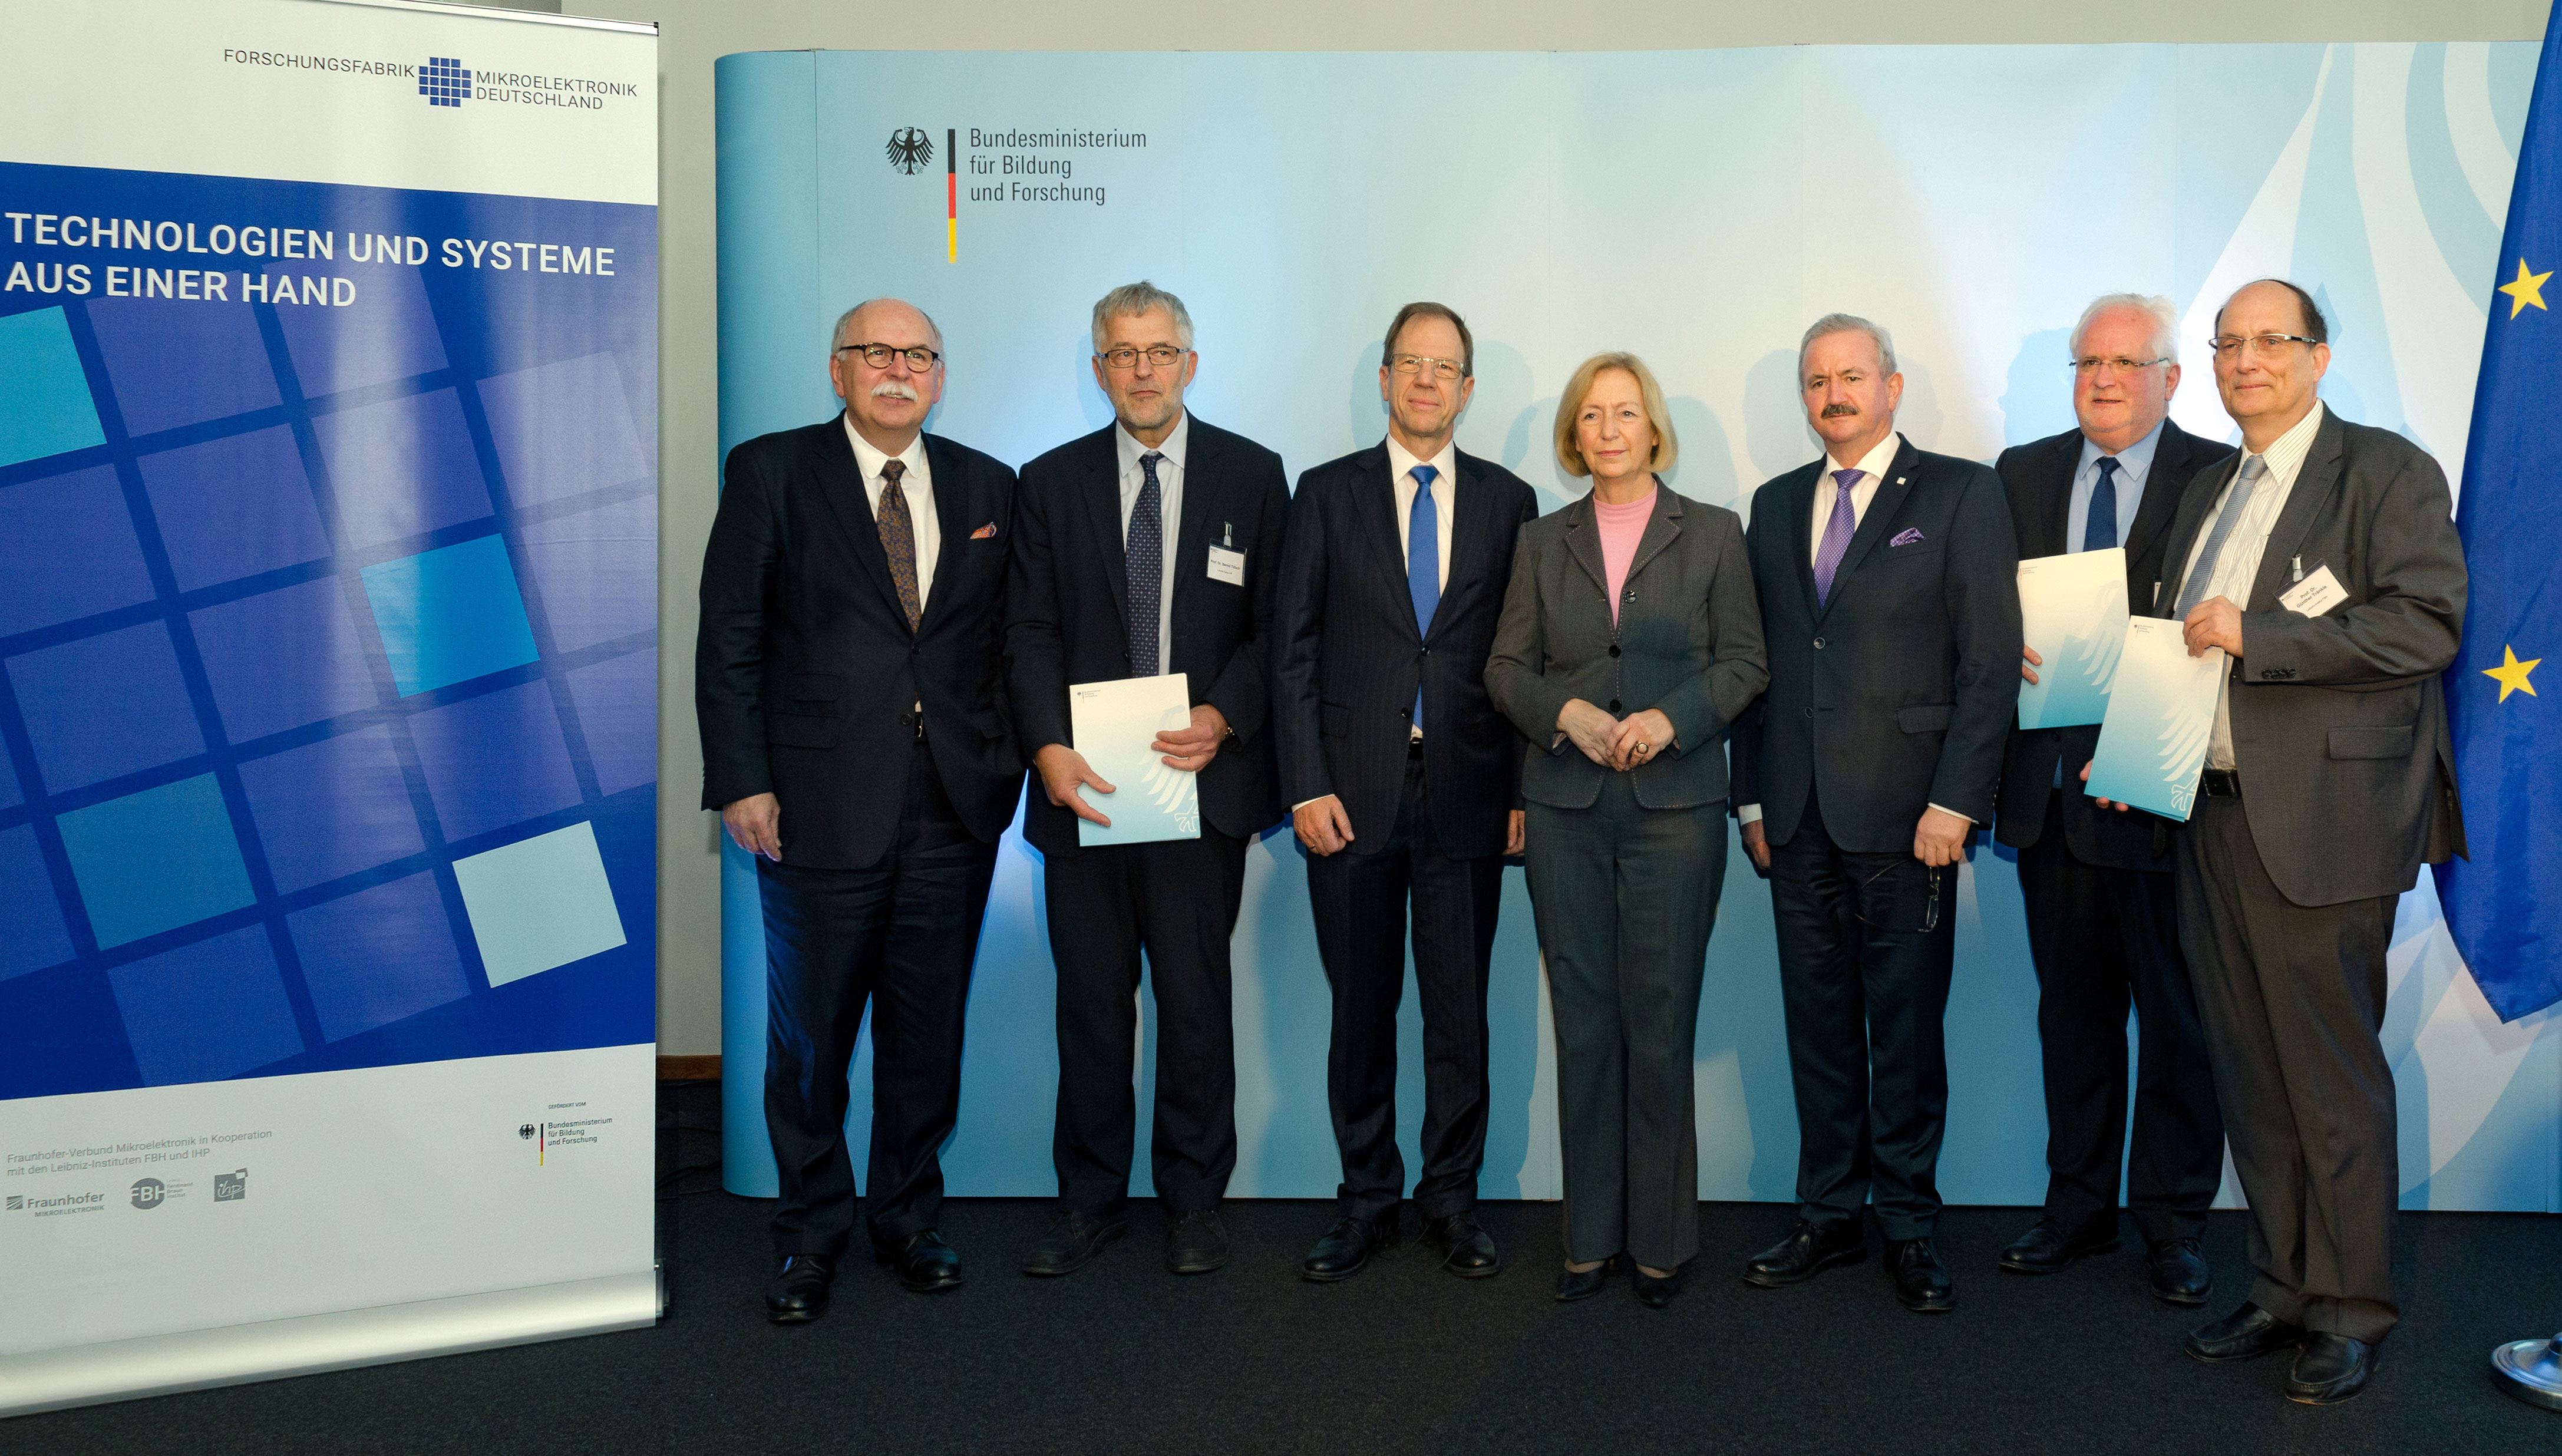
[970,521,998,540]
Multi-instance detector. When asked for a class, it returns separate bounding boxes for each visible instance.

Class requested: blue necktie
[1408,465,1440,732]
[1812,468,1860,606]
[1126,451,1163,677]
[2084,455,2120,552]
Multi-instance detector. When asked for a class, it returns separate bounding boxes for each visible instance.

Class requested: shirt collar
[1115,412,1190,478]
[1385,435,1458,491]
[843,414,925,484]
[2249,400,2325,487]
[1827,430,1903,482]
[2076,417,2167,486]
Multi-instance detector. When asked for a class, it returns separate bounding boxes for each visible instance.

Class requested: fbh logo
[130,1178,166,1210]
[421,56,471,108]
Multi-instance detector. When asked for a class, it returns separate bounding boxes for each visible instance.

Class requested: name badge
[2279,564,2348,618]
[1206,543,1246,586]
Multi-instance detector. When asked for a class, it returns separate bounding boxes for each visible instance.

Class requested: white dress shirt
[2173,401,2325,771]
[1115,412,1188,676]
[2068,418,2162,553]
[844,416,937,615]
[1386,435,1457,593]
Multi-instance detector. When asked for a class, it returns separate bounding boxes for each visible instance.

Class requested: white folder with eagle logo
[1069,673,1202,847]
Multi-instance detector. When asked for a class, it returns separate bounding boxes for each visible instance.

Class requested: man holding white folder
[1007,282,1291,1278]
[1992,294,2228,1304]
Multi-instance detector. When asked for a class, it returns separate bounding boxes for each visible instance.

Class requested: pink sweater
[1593,486,1656,623]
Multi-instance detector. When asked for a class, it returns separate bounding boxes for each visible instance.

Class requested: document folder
[2082,618,2225,822]
[2016,548,2128,729]
[1069,673,1201,848]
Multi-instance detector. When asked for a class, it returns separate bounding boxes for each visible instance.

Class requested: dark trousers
[2017,796,2223,1244]
[1306,750,1504,1221]
[1769,784,1957,1240]
[2177,794,2399,1342]
[1525,774,1725,1271]
[1044,826,1247,1215]
[760,742,995,1259]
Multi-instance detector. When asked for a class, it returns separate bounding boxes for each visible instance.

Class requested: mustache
[870,382,919,402]
[1821,402,1860,418]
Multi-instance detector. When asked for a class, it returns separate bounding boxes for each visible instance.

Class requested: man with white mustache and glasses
[698,298,1022,1320]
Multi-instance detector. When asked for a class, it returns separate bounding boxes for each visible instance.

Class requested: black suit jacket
[695,417,1020,870]
[1732,435,2023,854]
[1008,416,1292,857]
[1272,444,1538,860]
[1992,420,2233,869]
[2146,408,2468,906]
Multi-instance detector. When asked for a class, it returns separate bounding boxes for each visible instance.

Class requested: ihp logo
[214,1169,248,1202]
[421,56,471,108]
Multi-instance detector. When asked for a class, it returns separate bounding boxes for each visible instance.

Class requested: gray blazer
[2151,407,2468,906]
[1487,483,1769,810]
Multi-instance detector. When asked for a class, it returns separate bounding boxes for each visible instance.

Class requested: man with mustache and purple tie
[1731,313,2022,1313]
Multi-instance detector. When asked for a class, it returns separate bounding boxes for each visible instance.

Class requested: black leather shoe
[2184,1301,2308,1362]
[1743,1220,1864,1288]
[1998,1216,2119,1273]
[1167,1209,1229,1275]
[1418,1213,1501,1279]
[764,1253,834,1323]
[2284,1333,2378,1405]
[876,1230,963,1293]
[1632,1263,1684,1309]
[2145,1237,2213,1306]
[1887,1237,1955,1313]
[1553,1258,1614,1302]
[1020,1210,1127,1277]
[1302,1209,1399,1282]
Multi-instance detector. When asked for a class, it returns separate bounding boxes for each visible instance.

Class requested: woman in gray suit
[1485,353,1768,1307]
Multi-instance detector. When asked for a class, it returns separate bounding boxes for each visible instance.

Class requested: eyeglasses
[1389,353,1464,380]
[2208,333,2318,359]
[1097,345,1190,369]
[837,342,941,370]
[2070,356,2171,375]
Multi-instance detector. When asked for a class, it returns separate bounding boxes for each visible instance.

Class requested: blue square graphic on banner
[453,820,625,986]
[85,296,282,438]
[277,263,450,398]
[477,352,649,508]
[288,872,470,1042]
[238,725,426,894]
[0,823,75,980]
[58,774,254,949]
[409,678,582,843]
[0,307,107,468]
[105,927,305,1086]
[313,389,493,551]
[565,647,655,795]
[192,577,382,744]
[139,427,333,593]
[514,493,656,652]
[0,465,158,639]
[359,535,539,696]
[8,620,205,793]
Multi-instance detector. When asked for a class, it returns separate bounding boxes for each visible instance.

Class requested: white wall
[526,0,2548,1054]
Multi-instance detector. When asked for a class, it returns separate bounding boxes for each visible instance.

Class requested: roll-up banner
[0,0,658,1417]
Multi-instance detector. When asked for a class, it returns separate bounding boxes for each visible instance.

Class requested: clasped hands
[1032,704,1230,828]
[1558,699,1672,773]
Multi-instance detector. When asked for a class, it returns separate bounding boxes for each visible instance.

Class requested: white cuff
[1737,804,1763,824]
[1926,803,1972,824]
[1290,794,1336,813]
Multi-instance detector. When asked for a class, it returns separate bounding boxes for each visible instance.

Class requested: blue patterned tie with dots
[1408,465,1440,731]
[1126,451,1164,677]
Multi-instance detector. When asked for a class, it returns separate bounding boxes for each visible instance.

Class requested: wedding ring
[1637,741,1650,754]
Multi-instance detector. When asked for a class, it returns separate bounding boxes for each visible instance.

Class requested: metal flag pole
[2494,1332,2562,1412]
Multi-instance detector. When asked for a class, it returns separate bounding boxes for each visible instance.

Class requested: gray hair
[831,298,944,355]
[1799,312,1896,378]
[2068,292,2178,361]
[1090,280,1195,352]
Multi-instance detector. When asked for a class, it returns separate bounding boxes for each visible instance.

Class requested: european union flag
[2437,12,2562,1022]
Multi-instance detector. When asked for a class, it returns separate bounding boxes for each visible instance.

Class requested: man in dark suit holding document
[1992,293,2228,1304]
[1008,281,1290,1279]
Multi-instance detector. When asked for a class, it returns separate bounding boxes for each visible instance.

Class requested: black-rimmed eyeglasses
[1097,345,1190,370]
[837,342,941,369]
[2207,333,2319,359]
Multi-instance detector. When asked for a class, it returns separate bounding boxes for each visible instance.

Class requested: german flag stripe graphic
[945,128,958,262]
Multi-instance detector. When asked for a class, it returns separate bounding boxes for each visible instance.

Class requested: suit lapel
[1626,482,1683,582]
[1170,417,1219,629]
[1561,493,1609,602]
[2036,434,2077,558]
[915,433,970,632]
[2122,421,2195,564]
[1819,438,1919,622]
[1077,430,1129,637]
[810,415,913,629]
[1352,446,1415,634]
[2246,411,2346,610]
[1787,467,1821,620]
[1432,451,1501,639]
[2151,453,2234,617]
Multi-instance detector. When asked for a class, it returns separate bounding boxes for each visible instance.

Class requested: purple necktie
[1812,468,1861,606]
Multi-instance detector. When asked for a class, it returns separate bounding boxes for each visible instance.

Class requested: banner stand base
[0,1270,659,1419]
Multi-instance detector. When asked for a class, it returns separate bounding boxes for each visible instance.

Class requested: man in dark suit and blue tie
[1732,313,2022,1313]
[1273,303,1538,1282]
[1008,282,1291,1279]
[1992,293,2228,1303]
[696,298,1019,1320]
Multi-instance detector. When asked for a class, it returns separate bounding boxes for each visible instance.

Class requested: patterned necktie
[876,457,922,631]
[1126,451,1164,677]
[2173,453,2269,618]
[1812,467,1861,606]
[2084,455,2121,552]
[1408,465,1440,732]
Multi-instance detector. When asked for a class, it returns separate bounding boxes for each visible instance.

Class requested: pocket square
[1890,527,1925,547]
[969,521,998,540]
